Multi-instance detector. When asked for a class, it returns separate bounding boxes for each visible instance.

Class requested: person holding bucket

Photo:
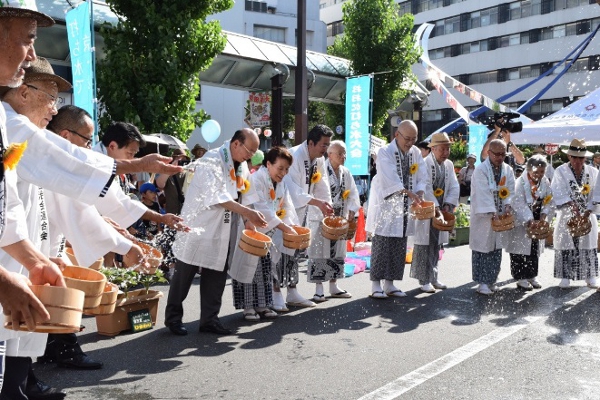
[283,125,335,308]
[410,133,459,294]
[307,140,360,302]
[229,147,299,320]
[366,120,427,299]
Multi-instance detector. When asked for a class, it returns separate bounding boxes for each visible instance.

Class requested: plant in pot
[450,204,470,246]
[95,267,166,336]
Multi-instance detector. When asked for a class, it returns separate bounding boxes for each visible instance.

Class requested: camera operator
[479,113,525,169]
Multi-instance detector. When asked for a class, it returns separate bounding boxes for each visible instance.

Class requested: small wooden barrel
[567,215,591,237]
[432,211,456,232]
[411,201,435,220]
[283,226,311,249]
[321,216,349,241]
[4,285,84,333]
[85,282,118,316]
[526,220,551,240]
[62,266,107,311]
[135,242,163,275]
[345,218,358,239]
[491,213,515,232]
[65,248,102,270]
[239,229,271,256]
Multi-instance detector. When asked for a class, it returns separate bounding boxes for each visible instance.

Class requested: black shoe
[167,321,188,336]
[57,354,103,370]
[198,320,232,335]
[25,380,66,400]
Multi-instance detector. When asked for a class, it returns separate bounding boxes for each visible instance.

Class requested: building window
[423,110,443,122]
[445,16,460,34]
[327,21,344,37]
[254,25,285,43]
[399,1,412,15]
[481,8,498,26]
[245,0,267,13]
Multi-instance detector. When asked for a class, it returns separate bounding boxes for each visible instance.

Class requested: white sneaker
[516,279,533,291]
[432,281,447,290]
[528,278,542,289]
[559,278,570,289]
[586,277,599,289]
[476,283,493,296]
[420,283,436,293]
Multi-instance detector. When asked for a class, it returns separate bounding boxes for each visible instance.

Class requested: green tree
[329,0,420,138]
[97,0,233,141]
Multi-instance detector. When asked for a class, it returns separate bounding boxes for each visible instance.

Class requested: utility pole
[295,0,308,144]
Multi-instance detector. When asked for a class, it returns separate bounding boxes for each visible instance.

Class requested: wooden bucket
[239,229,271,257]
[4,285,84,333]
[345,218,357,239]
[411,201,435,220]
[62,266,107,311]
[431,211,456,232]
[65,248,102,270]
[85,282,118,316]
[526,220,551,240]
[567,215,591,237]
[321,216,349,241]
[491,213,515,232]
[283,226,311,249]
[135,242,162,275]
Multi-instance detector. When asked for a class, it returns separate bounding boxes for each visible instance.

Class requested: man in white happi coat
[410,132,459,293]
[308,140,360,303]
[166,128,267,336]
[366,120,427,299]
[283,124,335,308]
[470,139,515,295]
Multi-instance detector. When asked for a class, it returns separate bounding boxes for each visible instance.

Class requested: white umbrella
[142,134,169,146]
[149,133,188,150]
[512,87,600,145]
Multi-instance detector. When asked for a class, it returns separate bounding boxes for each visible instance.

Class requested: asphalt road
[34,243,600,400]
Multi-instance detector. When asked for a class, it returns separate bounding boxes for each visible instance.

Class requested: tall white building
[321,0,600,136]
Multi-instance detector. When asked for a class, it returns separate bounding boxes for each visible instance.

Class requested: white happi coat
[284,142,331,226]
[307,160,361,259]
[414,155,459,246]
[173,140,250,271]
[365,141,427,237]
[46,187,138,268]
[469,159,515,253]
[229,166,299,283]
[505,174,555,256]
[552,163,598,251]
[3,103,115,206]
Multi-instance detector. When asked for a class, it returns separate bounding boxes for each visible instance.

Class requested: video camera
[481,112,523,133]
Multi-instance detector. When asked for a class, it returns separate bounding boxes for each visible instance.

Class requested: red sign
[545,143,559,155]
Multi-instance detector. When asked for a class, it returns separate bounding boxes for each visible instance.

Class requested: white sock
[383,280,397,293]
[315,283,324,296]
[244,307,255,314]
[329,281,341,294]
[371,280,383,293]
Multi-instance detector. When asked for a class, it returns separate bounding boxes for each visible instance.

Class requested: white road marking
[358,288,595,400]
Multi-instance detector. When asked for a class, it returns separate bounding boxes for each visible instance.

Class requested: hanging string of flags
[415,23,518,123]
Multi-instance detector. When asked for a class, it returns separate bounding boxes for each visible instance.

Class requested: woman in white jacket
[506,155,555,290]
[230,147,299,320]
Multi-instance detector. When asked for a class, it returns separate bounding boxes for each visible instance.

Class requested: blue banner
[66,2,95,131]
[468,124,488,166]
[345,76,372,175]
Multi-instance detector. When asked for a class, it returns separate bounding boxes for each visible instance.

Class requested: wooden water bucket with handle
[62,266,107,312]
[491,213,515,232]
[526,220,551,240]
[135,242,163,275]
[321,216,349,241]
[4,285,84,333]
[411,201,435,220]
[432,211,456,232]
[239,229,272,257]
[283,226,311,250]
[567,215,591,237]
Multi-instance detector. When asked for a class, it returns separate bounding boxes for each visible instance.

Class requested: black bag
[459,182,471,197]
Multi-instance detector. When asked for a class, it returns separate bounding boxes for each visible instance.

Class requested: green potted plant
[95,267,166,336]
[450,204,470,246]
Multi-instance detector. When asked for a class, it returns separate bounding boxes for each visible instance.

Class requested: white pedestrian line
[357,288,595,400]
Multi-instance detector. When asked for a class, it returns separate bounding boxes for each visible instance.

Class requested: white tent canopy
[511,87,600,145]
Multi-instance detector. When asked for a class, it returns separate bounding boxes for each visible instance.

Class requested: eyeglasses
[489,149,507,158]
[240,141,255,157]
[67,129,93,146]
[398,131,417,143]
[25,84,58,107]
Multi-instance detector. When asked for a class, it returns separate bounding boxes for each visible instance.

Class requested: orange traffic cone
[355,207,366,244]
[347,239,353,252]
